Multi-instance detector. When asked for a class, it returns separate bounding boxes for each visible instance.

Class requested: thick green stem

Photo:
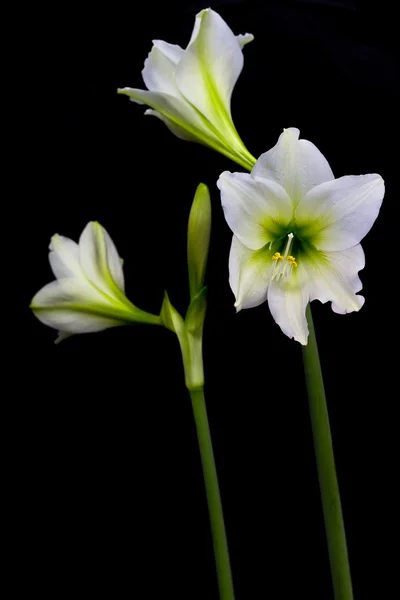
[190,388,235,600]
[302,305,353,600]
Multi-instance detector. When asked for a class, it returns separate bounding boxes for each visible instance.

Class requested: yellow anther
[272,252,283,261]
[286,255,298,267]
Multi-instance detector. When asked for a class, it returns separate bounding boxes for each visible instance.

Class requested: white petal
[102,226,125,292]
[267,268,310,345]
[252,128,334,205]
[150,40,183,65]
[296,174,385,251]
[32,277,105,306]
[37,310,119,335]
[118,88,221,145]
[229,236,274,310]
[307,244,366,314]
[142,41,182,98]
[176,9,245,133]
[237,33,254,48]
[49,235,84,280]
[144,109,197,141]
[218,171,293,250]
[79,222,124,297]
[30,280,120,334]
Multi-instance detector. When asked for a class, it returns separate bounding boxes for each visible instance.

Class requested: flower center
[271,233,298,281]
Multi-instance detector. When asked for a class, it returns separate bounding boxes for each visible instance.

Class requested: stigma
[272,234,298,280]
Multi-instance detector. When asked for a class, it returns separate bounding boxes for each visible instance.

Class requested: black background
[20,1,398,598]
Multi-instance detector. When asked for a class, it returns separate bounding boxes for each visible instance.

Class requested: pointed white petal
[49,235,84,280]
[176,9,244,132]
[296,174,385,251]
[218,171,293,250]
[237,33,254,48]
[307,244,366,314]
[35,307,119,334]
[267,267,310,345]
[142,42,182,98]
[144,109,198,141]
[118,87,221,145]
[30,280,120,334]
[31,277,103,306]
[252,128,334,205]
[229,236,274,310]
[79,222,124,297]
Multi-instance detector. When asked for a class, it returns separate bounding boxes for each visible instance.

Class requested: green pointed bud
[187,183,212,300]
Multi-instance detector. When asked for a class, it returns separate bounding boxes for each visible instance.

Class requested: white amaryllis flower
[117,8,256,170]
[218,128,385,345]
[30,221,161,342]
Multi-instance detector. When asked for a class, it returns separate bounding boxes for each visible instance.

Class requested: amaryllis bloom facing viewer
[30,222,161,342]
[218,128,385,345]
[117,8,256,170]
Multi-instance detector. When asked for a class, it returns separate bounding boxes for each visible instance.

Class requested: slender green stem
[190,387,235,600]
[302,305,353,600]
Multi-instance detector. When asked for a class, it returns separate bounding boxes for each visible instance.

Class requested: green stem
[190,387,235,600]
[302,305,353,600]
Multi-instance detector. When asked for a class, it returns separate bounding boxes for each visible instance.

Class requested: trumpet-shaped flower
[217,128,385,345]
[30,221,161,342]
[117,8,256,170]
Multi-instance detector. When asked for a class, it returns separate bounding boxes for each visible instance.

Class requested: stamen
[272,233,298,280]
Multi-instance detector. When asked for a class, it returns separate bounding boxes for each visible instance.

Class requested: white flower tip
[217,171,232,189]
[237,33,254,48]
[49,234,61,250]
[282,127,300,139]
[55,331,72,345]
[234,301,242,313]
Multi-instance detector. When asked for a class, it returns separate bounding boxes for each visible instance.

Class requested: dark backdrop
[20,1,398,598]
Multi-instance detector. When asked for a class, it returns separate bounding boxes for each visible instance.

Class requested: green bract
[30,221,161,342]
[218,128,385,345]
[117,8,256,170]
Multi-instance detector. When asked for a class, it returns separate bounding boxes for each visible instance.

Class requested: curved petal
[306,244,365,314]
[229,236,274,310]
[296,174,385,251]
[31,277,105,307]
[30,279,120,334]
[144,109,197,141]
[218,171,293,250]
[252,128,334,206]
[79,222,125,297]
[150,40,183,65]
[176,9,246,133]
[49,235,84,280]
[117,87,221,146]
[142,42,182,98]
[267,265,310,345]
